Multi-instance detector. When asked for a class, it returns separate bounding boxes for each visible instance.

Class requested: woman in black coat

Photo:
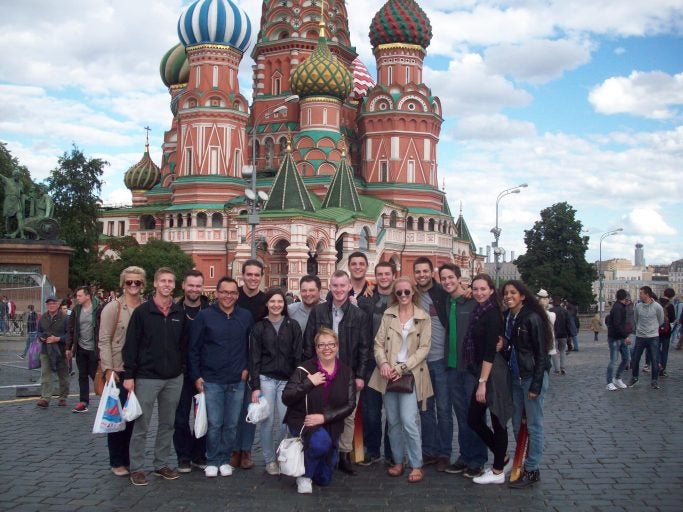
[282,327,355,494]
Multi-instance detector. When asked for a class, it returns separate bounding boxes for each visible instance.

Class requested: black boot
[337,452,357,476]
[508,468,540,489]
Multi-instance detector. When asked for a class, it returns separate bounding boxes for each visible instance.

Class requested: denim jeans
[419,358,452,459]
[606,338,629,384]
[361,360,384,458]
[449,369,487,468]
[511,372,549,472]
[290,426,339,486]
[632,337,659,382]
[384,387,422,468]
[572,335,579,351]
[173,374,206,465]
[129,375,183,472]
[234,382,256,452]
[204,380,245,467]
[257,375,288,464]
[659,334,671,371]
[551,338,567,372]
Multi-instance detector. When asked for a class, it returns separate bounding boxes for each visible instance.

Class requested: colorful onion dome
[349,57,375,101]
[177,0,252,52]
[369,0,433,49]
[160,44,189,87]
[124,146,161,191]
[291,36,353,100]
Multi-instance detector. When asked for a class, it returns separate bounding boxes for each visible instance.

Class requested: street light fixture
[491,183,527,286]
[598,228,623,314]
[246,94,299,259]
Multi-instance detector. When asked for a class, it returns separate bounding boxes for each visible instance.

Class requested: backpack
[659,302,672,337]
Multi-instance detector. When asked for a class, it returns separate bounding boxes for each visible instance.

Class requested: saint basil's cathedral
[100,0,483,291]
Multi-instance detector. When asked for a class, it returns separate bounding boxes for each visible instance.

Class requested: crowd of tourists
[29,253,682,495]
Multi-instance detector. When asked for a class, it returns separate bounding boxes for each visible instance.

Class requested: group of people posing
[34,253,555,494]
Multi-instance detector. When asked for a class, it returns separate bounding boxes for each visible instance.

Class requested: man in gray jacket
[629,286,664,389]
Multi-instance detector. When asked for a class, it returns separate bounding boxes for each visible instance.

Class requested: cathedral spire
[263,138,315,212]
[321,139,362,212]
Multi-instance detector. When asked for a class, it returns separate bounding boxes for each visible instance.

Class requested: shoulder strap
[296,365,311,436]
[111,300,122,340]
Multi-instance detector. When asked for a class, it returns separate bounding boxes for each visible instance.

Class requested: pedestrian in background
[590,314,602,341]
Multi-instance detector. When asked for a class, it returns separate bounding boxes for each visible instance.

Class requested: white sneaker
[473,468,505,485]
[606,383,618,391]
[296,476,313,494]
[614,379,627,389]
[204,465,218,478]
[219,464,233,477]
[265,461,280,475]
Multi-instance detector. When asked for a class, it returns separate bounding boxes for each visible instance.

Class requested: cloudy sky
[1,0,682,266]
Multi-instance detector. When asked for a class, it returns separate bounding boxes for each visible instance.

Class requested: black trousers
[75,348,97,404]
[467,387,508,471]
[107,372,134,467]
[173,373,207,464]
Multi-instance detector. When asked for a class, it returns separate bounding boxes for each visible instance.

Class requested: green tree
[515,202,597,308]
[93,239,195,294]
[0,142,34,237]
[46,145,107,287]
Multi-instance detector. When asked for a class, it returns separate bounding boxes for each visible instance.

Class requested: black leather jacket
[506,305,550,394]
[249,317,303,389]
[303,300,370,379]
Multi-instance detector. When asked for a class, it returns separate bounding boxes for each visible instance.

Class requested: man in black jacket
[550,296,572,375]
[174,270,210,473]
[303,270,370,475]
[606,289,631,390]
[123,267,187,486]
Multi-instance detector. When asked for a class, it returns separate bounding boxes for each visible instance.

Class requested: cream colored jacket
[368,304,434,410]
[99,297,142,372]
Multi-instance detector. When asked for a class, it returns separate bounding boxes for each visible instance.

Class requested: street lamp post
[598,228,623,314]
[491,183,527,286]
[247,94,299,259]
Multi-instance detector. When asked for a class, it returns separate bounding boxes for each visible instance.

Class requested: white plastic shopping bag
[122,390,143,422]
[246,395,270,424]
[92,373,126,434]
[193,392,207,438]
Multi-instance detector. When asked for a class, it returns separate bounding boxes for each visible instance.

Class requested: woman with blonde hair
[369,277,432,483]
[99,266,146,476]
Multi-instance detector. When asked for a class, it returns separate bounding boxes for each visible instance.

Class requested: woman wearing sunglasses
[98,266,146,477]
[248,287,304,476]
[369,277,432,483]
[282,328,355,494]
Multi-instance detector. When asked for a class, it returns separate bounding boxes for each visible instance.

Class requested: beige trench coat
[368,304,434,410]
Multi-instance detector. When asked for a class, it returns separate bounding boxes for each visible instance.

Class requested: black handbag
[386,373,414,393]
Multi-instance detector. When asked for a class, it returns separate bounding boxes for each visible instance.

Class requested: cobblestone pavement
[1,332,681,511]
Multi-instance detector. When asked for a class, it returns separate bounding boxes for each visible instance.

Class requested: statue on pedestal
[1,173,59,240]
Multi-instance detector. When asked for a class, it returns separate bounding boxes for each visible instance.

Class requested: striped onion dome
[370,0,433,49]
[177,0,252,52]
[349,57,375,101]
[291,35,353,100]
[160,44,189,87]
[124,146,161,191]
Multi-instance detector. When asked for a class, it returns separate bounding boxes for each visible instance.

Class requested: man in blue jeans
[629,286,664,389]
[606,289,631,390]
[189,276,253,477]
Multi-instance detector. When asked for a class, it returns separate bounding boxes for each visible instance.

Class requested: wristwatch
[478,378,487,383]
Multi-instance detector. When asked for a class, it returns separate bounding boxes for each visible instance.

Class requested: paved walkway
[0,332,681,511]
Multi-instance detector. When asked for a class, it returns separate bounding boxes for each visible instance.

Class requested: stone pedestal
[0,240,74,297]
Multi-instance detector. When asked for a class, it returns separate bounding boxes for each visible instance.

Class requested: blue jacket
[188,303,253,385]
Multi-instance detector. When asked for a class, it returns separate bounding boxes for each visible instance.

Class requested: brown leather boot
[229,451,241,468]
[240,450,253,469]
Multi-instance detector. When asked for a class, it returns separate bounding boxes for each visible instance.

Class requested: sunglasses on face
[395,289,412,297]
[125,280,143,287]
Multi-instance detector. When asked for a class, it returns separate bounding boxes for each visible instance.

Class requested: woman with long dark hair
[465,274,513,484]
[502,280,552,489]
[249,287,303,476]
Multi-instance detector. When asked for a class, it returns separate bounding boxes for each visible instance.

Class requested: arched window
[169,216,174,228]
[359,227,369,251]
[428,219,435,231]
[406,216,414,230]
[186,214,192,227]
[140,215,156,230]
[211,213,223,228]
[265,138,274,168]
[177,214,183,228]
[196,212,207,227]
[389,210,397,228]
[279,137,288,156]
[417,217,424,231]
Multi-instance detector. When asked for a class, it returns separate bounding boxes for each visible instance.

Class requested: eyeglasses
[217,290,239,296]
[125,280,143,287]
[316,343,337,350]
[395,289,412,297]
